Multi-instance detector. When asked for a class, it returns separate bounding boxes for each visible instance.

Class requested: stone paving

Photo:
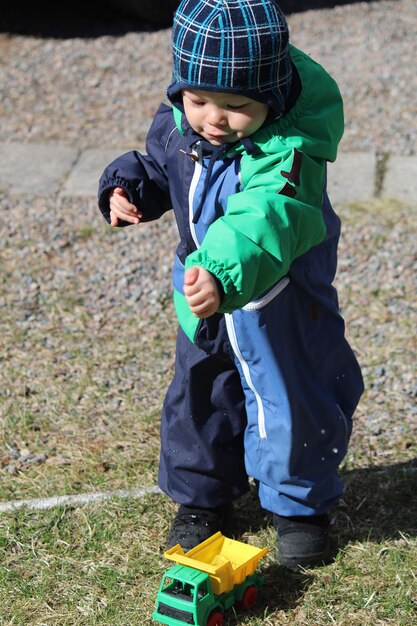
[0,142,416,206]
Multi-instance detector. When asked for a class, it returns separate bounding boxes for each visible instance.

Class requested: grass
[0,496,169,625]
[0,195,416,624]
[0,482,415,625]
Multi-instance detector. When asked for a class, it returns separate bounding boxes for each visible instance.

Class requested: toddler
[98,0,364,569]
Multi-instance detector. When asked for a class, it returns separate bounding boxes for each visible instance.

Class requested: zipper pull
[179,148,199,162]
[179,141,203,162]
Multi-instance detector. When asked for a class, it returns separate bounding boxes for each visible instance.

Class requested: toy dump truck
[152,532,268,626]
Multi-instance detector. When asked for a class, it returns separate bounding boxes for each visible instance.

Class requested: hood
[250,45,344,163]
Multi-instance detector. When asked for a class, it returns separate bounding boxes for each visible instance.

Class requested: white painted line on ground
[0,485,162,513]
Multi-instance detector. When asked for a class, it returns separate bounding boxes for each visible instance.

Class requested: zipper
[187,142,203,249]
[242,277,290,311]
[187,141,267,439]
[225,313,267,439]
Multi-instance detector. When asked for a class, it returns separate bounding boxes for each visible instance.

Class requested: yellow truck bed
[164,532,268,595]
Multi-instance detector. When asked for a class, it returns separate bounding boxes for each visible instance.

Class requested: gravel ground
[1,195,415,479]
[1,0,417,155]
[0,1,416,479]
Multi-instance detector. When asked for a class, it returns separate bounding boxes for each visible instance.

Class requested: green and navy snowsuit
[98,46,364,517]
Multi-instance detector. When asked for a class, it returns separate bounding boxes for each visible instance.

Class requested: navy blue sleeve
[98,104,175,225]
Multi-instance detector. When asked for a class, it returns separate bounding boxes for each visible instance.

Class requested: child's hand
[109,187,142,226]
[184,266,221,318]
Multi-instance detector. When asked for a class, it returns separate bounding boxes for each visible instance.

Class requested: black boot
[273,513,332,569]
[166,503,233,551]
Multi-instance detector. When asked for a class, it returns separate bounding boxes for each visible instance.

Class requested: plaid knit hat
[167,0,292,114]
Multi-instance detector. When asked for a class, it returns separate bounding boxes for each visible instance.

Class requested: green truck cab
[153,532,268,626]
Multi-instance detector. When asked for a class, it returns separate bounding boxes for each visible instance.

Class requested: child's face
[182,89,269,146]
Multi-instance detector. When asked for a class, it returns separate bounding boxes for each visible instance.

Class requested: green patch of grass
[0,496,171,625]
[74,225,99,242]
[0,491,415,625]
[298,540,417,625]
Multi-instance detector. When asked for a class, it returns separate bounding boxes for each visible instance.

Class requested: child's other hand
[109,187,142,226]
[184,266,221,318]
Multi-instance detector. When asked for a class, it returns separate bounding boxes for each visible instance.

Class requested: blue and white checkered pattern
[168,0,292,113]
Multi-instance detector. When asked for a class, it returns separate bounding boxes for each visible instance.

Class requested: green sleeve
[184,148,327,313]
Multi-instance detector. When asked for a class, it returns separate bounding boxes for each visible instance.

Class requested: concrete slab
[327,152,376,206]
[382,155,417,203]
[0,144,385,207]
[60,148,130,197]
[0,142,79,196]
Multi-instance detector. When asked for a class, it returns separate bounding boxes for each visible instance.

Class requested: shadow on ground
[337,458,417,543]
[234,458,417,543]
[280,0,381,12]
[1,0,382,38]
[0,0,155,38]
[232,458,417,615]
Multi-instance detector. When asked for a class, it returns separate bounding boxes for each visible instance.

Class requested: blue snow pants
[158,316,250,508]
[158,280,364,517]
